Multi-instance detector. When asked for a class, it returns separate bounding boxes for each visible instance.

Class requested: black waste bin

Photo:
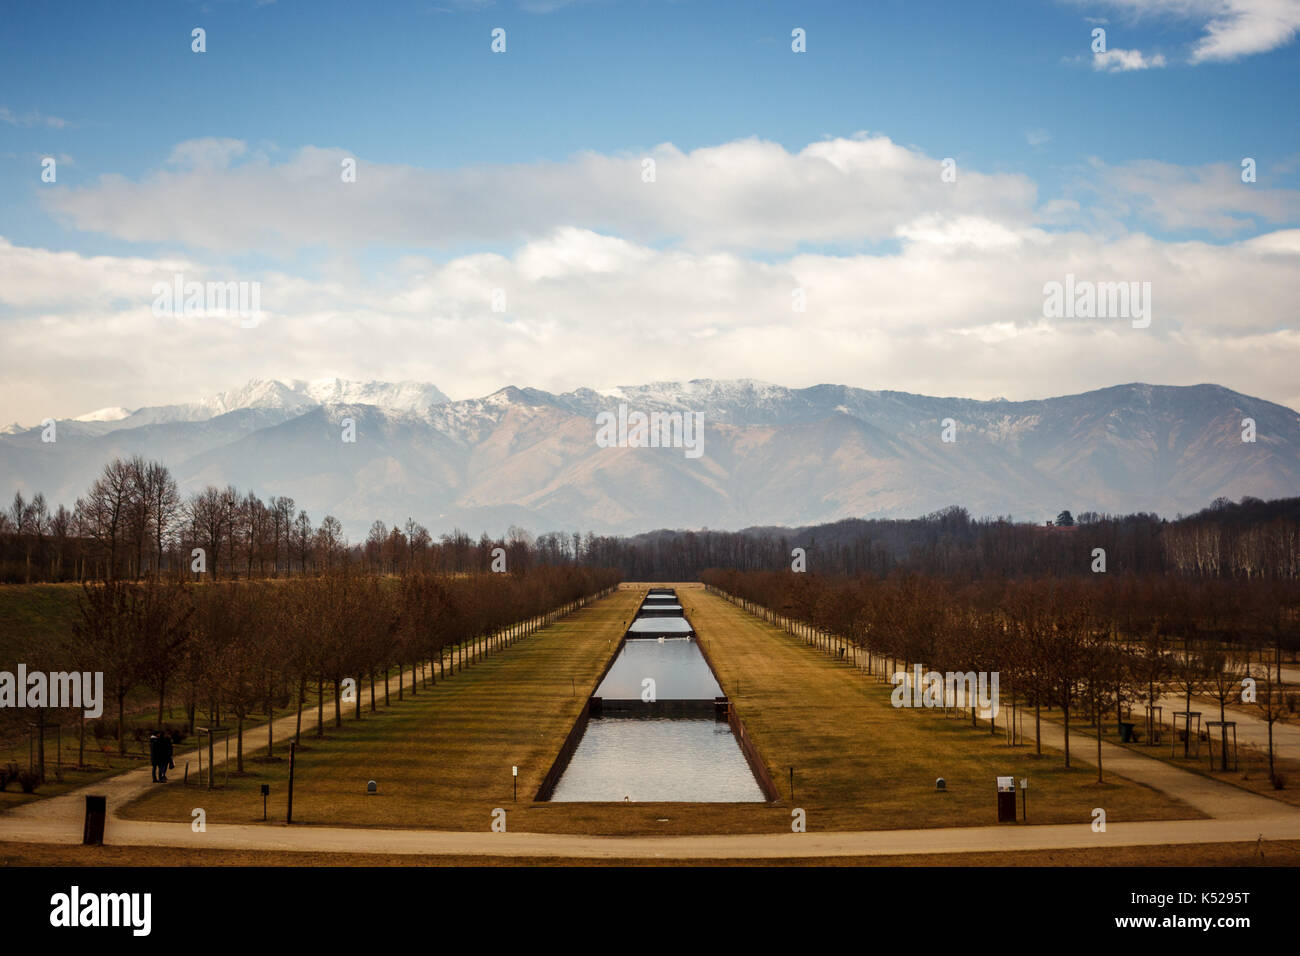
[996,776,1016,823]
[1119,722,1135,743]
[83,794,106,845]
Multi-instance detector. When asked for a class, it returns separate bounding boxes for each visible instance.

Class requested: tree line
[587,499,1300,580]
[702,568,1300,787]
[7,564,620,784]
[1,456,607,583]
[4,458,1298,584]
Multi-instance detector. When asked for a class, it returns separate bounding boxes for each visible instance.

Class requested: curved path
[4,685,1298,859]
[3,603,1299,860]
[2,808,1297,860]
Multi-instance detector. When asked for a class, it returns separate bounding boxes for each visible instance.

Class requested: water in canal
[594,636,722,699]
[549,635,766,802]
[548,716,766,802]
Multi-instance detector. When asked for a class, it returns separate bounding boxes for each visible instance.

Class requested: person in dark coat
[158,732,174,782]
[148,732,161,782]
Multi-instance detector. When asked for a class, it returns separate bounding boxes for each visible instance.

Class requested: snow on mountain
[79,379,318,432]
[50,377,452,435]
[2,378,1297,539]
[290,378,450,412]
[73,406,134,423]
[582,379,794,421]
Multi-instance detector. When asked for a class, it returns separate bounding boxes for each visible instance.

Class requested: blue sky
[4,0,1297,252]
[2,0,1299,421]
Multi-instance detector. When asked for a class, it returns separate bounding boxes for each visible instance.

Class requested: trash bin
[1119,722,1135,743]
[83,794,107,845]
[996,776,1016,823]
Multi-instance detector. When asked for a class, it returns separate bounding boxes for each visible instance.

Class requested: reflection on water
[548,717,766,802]
[627,617,693,636]
[595,637,721,699]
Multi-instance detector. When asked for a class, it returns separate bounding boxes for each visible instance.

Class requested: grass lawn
[116,584,1200,837]
[682,587,1202,831]
[120,589,666,833]
[0,582,83,663]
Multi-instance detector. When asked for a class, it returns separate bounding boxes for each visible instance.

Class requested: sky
[1,0,1299,424]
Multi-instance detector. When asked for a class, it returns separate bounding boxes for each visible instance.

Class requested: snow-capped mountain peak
[55,377,451,435]
[289,378,450,412]
[73,406,134,423]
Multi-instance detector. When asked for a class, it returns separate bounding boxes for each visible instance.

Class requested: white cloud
[893,215,1031,249]
[1191,0,1300,60]
[1085,158,1300,233]
[11,131,1300,423]
[1083,0,1300,62]
[42,134,1041,253]
[166,137,249,170]
[2,224,1297,423]
[0,237,193,308]
[1092,47,1167,70]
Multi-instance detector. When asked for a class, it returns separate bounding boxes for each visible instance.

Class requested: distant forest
[598,498,1300,580]
[2,455,1298,582]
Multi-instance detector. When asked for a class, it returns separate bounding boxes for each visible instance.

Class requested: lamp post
[286,742,296,825]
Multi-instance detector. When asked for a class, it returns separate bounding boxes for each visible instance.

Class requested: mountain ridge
[2,379,1297,538]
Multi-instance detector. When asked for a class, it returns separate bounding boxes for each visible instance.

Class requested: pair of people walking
[149,731,174,783]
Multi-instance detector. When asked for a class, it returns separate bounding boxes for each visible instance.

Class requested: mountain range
[2,377,1298,538]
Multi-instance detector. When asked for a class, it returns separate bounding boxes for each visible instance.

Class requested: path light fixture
[512,765,518,802]
[260,783,269,821]
[935,777,946,792]
[367,779,377,794]
[1020,778,1028,820]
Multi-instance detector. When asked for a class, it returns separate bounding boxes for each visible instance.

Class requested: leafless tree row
[9,565,620,782]
[704,569,1300,787]
[1,457,610,583]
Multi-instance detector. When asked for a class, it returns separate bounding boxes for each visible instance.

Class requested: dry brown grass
[682,588,1202,831]
[111,585,1200,837]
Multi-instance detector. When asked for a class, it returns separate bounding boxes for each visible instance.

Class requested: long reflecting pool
[595,636,722,699]
[548,628,768,802]
[548,717,766,802]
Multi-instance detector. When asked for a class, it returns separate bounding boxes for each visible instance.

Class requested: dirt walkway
[2,802,1297,859]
